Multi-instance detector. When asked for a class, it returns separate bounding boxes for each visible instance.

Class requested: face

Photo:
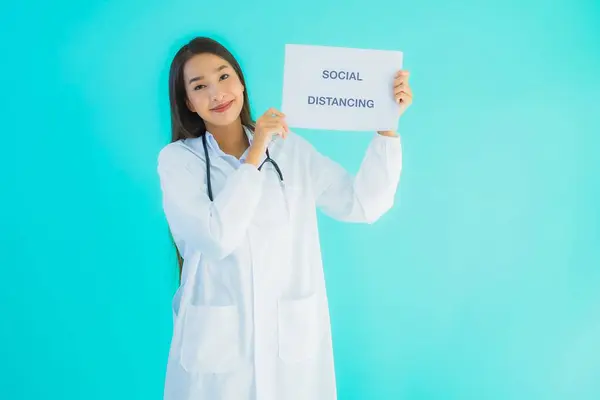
[183,53,245,129]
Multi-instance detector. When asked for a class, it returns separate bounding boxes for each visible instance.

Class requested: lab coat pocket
[179,304,242,374]
[277,292,323,363]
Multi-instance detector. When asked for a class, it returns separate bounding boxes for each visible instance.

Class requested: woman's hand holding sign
[378,69,413,137]
[245,108,289,167]
[394,70,412,116]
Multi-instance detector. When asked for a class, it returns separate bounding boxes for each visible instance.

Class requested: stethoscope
[201,132,284,201]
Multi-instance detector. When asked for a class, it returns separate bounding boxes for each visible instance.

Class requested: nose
[208,86,224,102]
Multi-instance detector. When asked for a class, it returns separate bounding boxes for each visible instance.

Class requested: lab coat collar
[182,125,255,162]
[204,125,254,163]
[181,124,286,167]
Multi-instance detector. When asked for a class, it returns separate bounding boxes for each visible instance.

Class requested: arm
[157,143,265,261]
[308,68,411,222]
[308,131,402,223]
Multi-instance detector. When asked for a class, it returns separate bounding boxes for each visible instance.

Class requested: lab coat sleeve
[157,144,265,261]
[308,133,402,223]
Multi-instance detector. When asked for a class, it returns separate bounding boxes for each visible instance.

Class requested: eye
[193,84,206,91]
[219,73,229,81]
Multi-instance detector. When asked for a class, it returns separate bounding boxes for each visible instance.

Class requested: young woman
[157,36,413,400]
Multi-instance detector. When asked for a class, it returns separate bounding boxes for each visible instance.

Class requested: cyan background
[1,0,599,399]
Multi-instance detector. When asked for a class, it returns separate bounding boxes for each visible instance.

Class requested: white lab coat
[157,127,402,400]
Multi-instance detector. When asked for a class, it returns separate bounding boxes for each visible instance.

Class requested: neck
[205,119,249,158]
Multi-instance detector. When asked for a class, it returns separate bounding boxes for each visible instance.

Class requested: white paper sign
[281,44,403,132]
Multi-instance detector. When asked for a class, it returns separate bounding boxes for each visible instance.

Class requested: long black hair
[167,37,255,280]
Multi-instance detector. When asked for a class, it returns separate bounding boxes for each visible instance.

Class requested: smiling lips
[210,100,234,113]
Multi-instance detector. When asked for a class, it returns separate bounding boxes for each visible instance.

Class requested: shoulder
[157,139,205,173]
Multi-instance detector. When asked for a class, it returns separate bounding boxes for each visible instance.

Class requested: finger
[396,90,412,99]
[265,114,285,123]
[262,119,285,131]
[394,74,410,87]
[394,80,406,89]
[395,91,413,104]
[265,108,285,118]
[282,119,289,134]
[258,115,284,127]
[262,121,281,128]
[394,70,409,85]
[264,113,288,132]
[263,122,287,133]
[394,83,412,95]
[394,87,412,98]
[397,94,413,105]
[277,123,288,137]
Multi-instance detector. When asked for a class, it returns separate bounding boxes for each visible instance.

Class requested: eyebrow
[188,65,229,85]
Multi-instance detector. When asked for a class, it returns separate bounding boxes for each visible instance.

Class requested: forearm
[312,133,403,223]
[158,147,265,261]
